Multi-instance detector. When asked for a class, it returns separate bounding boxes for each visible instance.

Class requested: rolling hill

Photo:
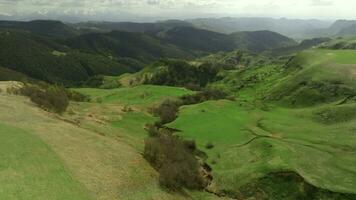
[187,17,332,39]
[65,30,193,62]
[152,26,236,53]
[230,30,297,53]
[0,20,79,39]
[73,20,193,34]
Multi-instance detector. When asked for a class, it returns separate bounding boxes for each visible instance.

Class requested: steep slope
[230,30,297,53]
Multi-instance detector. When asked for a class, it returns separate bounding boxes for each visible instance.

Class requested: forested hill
[0,30,141,85]
[0,20,298,86]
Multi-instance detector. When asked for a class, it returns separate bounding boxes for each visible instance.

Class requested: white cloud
[0,0,355,21]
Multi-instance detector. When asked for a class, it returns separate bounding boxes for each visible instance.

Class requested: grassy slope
[267,49,356,106]
[168,101,356,194]
[167,48,356,196]
[0,85,220,200]
[0,123,90,200]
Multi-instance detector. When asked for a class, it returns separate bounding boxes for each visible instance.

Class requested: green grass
[168,99,356,196]
[75,85,194,106]
[263,49,356,107]
[0,122,90,200]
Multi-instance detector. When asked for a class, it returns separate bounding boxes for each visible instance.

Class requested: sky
[0,0,355,22]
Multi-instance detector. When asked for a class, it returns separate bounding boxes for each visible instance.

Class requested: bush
[145,59,221,89]
[205,142,214,149]
[151,99,180,125]
[144,129,211,190]
[181,88,231,105]
[66,89,90,102]
[17,84,69,113]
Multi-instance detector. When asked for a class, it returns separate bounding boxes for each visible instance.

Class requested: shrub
[151,99,180,125]
[29,86,69,113]
[66,89,90,102]
[17,84,69,113]
[145,59,221,89]
[144,129,211,190]
[205,142,214,149]
[181,88,231,105]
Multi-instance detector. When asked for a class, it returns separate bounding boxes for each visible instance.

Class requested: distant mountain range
[74,18,356,39]
[0,19,299,85]
[1,18,356,86]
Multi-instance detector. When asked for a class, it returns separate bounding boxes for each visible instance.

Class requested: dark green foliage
[83,75,105,88]
[0,67,31,82]
[65,89,90,102]
[205,142,214,149]
[0,30,139,86]
[17,84,69,113]
[180,88,231,105]
[150,88,229,126]
[151,99,180,126]
[144,128,211,191]
[145,59,221,89]
[230,172,356,200]
[269,80,355,107]
[65,31,192,62]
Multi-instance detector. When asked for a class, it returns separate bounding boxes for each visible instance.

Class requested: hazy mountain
[152,26,236,53]
[230,30,297,53]
[0,20,79,39]
[65,30,193,61]
[186,17,332,39]
[73,20,193,34]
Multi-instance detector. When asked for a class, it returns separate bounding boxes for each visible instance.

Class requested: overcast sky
[0,0,355,22]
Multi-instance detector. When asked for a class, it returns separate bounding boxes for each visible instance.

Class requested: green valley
[1,13,356,200]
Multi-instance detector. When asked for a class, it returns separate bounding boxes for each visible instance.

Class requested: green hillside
[2,18,356,200]
[266,49,356,107]
[164,47,356,198]
[0,123,90,200]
